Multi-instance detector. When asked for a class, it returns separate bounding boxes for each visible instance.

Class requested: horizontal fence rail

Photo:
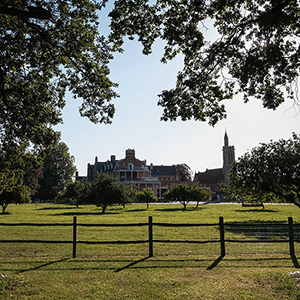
[0,216,298,258]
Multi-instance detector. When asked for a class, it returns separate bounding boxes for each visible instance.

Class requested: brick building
[150,164,181,195]
[77,149,164,197]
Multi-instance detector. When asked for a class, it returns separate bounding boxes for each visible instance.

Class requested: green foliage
[122,183,139,206]
[164,183,210,210]
[77,173,128,213]
[109,0,300,125]
[56,180,88,204]
[0,168,30,214]
[0,0,118,174]
[136,187,158,209]
[37,142,76,200]
[1,0,117,140]
[175,163,192,181]
[0,145,41,213]
[1,0,116,210]
[225,133,300,207]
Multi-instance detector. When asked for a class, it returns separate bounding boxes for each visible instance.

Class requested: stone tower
[223,131,235,184]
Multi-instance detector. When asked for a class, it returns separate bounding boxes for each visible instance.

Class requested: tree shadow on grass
[234,209,278,213]
[53,211,121,216]
[155,207,205,212]
[126,208,148,212]
[37,206,80,210]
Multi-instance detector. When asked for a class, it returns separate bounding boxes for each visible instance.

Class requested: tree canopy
[0,0,118,157]
[76,173,128,213]
[0,143,43,213]
[37,142,76,200]
[136,187,158,209]
[109,0,300,125]
[225,133,300,208]
[176,163,192,181]
[164,183,211,209]
[0,168,31,214]
[2,0,300,143]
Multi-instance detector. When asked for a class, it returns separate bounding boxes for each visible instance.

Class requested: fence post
[148,216,153,257]
[288,217,295,256]
[219,216,225,256]
[73,216,77,258]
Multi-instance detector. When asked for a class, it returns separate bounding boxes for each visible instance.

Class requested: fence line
[0,216,298,258]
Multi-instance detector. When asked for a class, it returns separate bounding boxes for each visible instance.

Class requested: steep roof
[194,168,224,185]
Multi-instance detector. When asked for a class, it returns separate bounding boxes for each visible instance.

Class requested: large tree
[37,142,76,200]
[77,173,127,213]
[225,133,300,208]
[164,183,211,210]
[3,0,300,137]
[109,0,300,125]
[0,0,118,156]
[0,0,120,206]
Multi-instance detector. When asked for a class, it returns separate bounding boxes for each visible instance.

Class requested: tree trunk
[101,205,107,214]
[1,204,8,214]
[146,202,149,209]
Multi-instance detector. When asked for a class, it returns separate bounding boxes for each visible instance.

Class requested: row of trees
[58,172,211,213]
[52,132,300,212]
[3,132,300,213]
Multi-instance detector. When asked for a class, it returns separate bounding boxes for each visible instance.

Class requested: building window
[128,163,134,170]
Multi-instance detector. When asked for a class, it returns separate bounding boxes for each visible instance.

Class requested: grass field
[1,202,300,299]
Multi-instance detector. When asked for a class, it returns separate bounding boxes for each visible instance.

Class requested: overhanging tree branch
[0,6,51,20]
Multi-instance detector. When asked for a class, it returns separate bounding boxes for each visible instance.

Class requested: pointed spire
[224,130,229,147]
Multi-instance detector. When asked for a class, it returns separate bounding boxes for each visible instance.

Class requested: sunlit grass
[1,202,300,299]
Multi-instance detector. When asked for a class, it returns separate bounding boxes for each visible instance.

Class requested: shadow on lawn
[37,206,80,210]
[234,209,278,213]
[2,255,299,273]
[53,211,121,216]
[154,207,205,212]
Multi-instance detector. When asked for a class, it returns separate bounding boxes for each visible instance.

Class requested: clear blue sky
[55,4,300,178]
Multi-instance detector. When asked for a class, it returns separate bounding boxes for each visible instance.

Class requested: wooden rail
[0,217,298,258]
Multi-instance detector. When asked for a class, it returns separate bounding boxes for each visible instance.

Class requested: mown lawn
[1,202,300,299]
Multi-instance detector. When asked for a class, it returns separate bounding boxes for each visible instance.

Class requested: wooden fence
[0,216,299,258]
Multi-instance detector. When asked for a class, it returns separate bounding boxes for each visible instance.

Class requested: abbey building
[193,131,235,194]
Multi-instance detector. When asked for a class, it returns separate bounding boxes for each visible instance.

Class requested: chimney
[111,155,116,161]
[125,149,135,158]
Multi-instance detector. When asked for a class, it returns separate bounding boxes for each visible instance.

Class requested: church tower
[223,131,235,184]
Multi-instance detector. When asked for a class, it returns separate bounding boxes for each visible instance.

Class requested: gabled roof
[194,168,224,185]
